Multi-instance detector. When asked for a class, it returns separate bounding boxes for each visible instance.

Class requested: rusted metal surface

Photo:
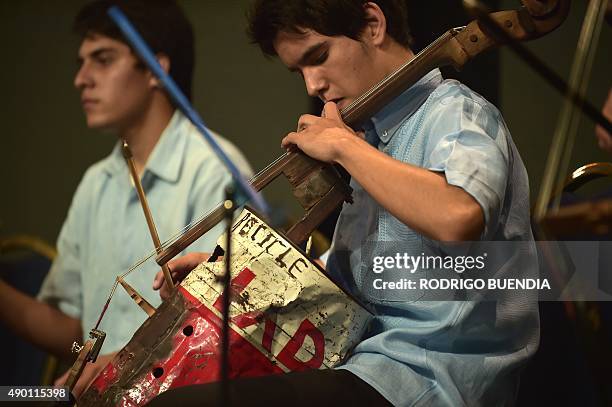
[80,208,370,406]
[79,290,190,406]
[285,160,353,244]
[286,183,352,245]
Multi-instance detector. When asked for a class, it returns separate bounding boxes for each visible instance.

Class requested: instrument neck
[341,28,463,129]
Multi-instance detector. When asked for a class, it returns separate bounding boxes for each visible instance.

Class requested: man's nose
[302,68,327,99]
[74,63,92,90]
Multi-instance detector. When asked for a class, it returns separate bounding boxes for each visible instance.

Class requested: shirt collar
[102,110,188,183]
[369,68,442,144]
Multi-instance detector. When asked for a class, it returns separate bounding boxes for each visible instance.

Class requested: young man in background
[0,0,252,396]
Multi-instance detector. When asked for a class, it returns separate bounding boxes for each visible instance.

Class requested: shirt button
[383,130,388,138]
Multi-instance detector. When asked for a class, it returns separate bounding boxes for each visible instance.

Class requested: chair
[540,162,612,238]
[563,162,612,193]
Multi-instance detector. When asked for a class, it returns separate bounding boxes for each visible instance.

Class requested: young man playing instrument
[152,0,538,405]
[0,0,252,397]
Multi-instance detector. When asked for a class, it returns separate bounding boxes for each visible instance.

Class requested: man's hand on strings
[281,102,364,163]
[153,252,212,299]
[54,352,116,399]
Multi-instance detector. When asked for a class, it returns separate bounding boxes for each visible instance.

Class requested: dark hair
[247,0,412,56]
[74,0,195,101]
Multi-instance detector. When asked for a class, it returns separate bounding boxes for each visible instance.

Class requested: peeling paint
[80,208,370,406]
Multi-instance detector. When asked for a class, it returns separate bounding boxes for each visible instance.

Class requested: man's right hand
[153,252,212,299]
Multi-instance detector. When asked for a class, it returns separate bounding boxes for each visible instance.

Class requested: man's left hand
[281,102,362,162]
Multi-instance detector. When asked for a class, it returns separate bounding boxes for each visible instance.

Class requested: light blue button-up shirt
[38,110,253,354]
[327,70,539,406]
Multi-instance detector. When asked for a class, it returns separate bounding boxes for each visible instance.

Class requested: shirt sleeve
[422,93,510,238]
[37,177,87,319]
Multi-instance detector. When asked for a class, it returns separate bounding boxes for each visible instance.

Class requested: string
[148,156,287,253]
[88,155,289,329]
[92,244,163,329]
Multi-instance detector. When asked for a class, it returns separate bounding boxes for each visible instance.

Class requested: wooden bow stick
[122,140,174,291]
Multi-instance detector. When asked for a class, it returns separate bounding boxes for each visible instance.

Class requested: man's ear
[362,2,387,47]
[149,53,171,88]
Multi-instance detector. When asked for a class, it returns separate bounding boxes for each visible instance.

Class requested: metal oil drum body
[80,208,371,406]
